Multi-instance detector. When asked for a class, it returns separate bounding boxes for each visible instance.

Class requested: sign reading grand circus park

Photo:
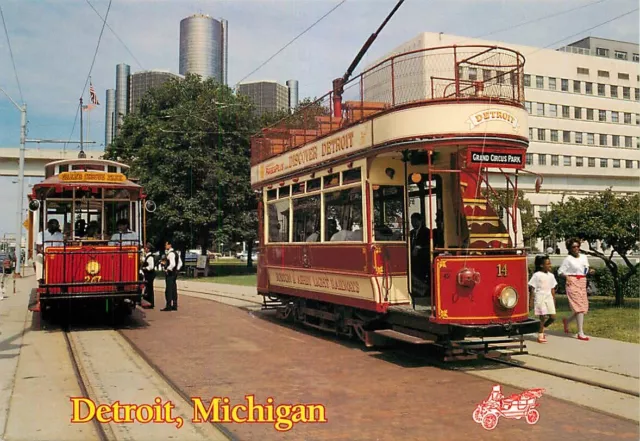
[467,149,524,168]
[59,172,127,183]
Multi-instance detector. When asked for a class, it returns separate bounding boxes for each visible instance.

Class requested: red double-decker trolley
[27,158,154,321]
[250,42,541,359]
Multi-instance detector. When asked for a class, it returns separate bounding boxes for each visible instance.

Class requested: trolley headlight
[498,286,518,309]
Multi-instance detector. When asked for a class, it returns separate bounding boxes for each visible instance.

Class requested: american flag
[89,82,100,105]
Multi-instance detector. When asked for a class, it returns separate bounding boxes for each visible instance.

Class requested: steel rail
[117,330,240,441]
[63,331,112,441]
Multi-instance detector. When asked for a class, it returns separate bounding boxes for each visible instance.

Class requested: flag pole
[79,97,85,158]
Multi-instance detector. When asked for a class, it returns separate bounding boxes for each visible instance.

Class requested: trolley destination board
[466,148,525,169]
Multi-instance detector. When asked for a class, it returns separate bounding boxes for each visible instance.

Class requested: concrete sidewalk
[0,271,38,439]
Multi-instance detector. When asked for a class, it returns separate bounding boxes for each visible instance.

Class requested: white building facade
[364,32,640,253]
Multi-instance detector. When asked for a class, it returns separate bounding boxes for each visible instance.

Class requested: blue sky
[0,0,638,236]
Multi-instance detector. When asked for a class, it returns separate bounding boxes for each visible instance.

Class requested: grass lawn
[182,259,258,287]
[532,295,639,344]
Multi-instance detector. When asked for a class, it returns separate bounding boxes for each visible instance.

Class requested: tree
[535,189,639,306]
[483,189,536,249]
[104,74,260,256]
[259,97,331,129]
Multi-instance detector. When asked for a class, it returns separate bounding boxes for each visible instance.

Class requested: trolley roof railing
[250,44,526,167]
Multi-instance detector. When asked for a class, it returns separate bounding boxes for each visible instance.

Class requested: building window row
[525,101,638,125]
[528,127,638,148]
[523,74,640,101]
[525,153,637,169]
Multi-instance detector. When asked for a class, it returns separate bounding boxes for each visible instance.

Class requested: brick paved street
[121,295,639,441]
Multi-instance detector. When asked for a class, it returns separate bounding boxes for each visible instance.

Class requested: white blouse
[558,253,590,276]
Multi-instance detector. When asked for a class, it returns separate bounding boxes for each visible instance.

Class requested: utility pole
[1,87,94,276]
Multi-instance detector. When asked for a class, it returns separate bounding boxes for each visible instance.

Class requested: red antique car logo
[473,385,545,430]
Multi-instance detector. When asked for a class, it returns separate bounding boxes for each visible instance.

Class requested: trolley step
[372,329,436,345]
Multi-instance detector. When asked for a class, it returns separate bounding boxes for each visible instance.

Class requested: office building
[364,32,640,252]
[115,63,130,137]
[179,14,228,84]
[238,80,290,116]
[560,36,639,62]
[129,70,183,114]
[104,89,116,147]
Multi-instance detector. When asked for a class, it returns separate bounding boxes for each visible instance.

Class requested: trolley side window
[267,199,290,243]
[292,195,321,242]
[324,187,363,242]
[44,201,73,238]
[372,185,405,241]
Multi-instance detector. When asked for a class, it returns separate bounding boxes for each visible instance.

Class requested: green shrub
[527,264,639,298]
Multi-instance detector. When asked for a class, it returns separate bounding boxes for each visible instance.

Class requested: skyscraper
[129,70,183,114]
[286,79,299,112]
[104,89,115,146]
[179,14,227,84]
[238,81,289,116]
[115,63,130,137]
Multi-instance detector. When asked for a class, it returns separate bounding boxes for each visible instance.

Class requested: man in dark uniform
[141,242,156,308]
[410,213,431,297]
[162,239,180,311]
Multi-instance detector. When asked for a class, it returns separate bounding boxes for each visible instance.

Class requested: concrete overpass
[0,147,106,177]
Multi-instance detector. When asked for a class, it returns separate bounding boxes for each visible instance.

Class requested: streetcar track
[116,329,240,441]
[63,330,113,441]
[182,286,640,399]
[60,314,238,441]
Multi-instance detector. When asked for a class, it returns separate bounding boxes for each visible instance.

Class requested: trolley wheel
[472,406,483,423]
[526,409,539,424]
[481,413,498,430]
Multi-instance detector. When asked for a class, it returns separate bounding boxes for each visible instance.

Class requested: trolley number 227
[84,275,102,283]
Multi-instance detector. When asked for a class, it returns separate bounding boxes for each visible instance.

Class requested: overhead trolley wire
[0,4,24,103]
[84,0,144,70]
[65,0,113,148]
[529,7,639,55]
[471,0,610,41]
[235,0,348,86]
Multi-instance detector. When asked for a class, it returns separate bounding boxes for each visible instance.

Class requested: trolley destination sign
[466,149,525,169]
[59,172,127,183]
[255,122,373,184]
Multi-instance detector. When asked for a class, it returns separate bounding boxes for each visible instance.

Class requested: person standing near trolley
[162,239,180,311]
[141,243,156,308]
[34,219,64,284]
[558,238,593,341]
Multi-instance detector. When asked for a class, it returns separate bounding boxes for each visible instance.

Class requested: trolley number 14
[84,275,102,283]
[496,264,508,277]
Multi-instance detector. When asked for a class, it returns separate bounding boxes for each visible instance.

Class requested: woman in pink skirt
[558,238,594,341]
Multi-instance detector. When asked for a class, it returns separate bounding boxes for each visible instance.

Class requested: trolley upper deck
[250,44,529,189]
